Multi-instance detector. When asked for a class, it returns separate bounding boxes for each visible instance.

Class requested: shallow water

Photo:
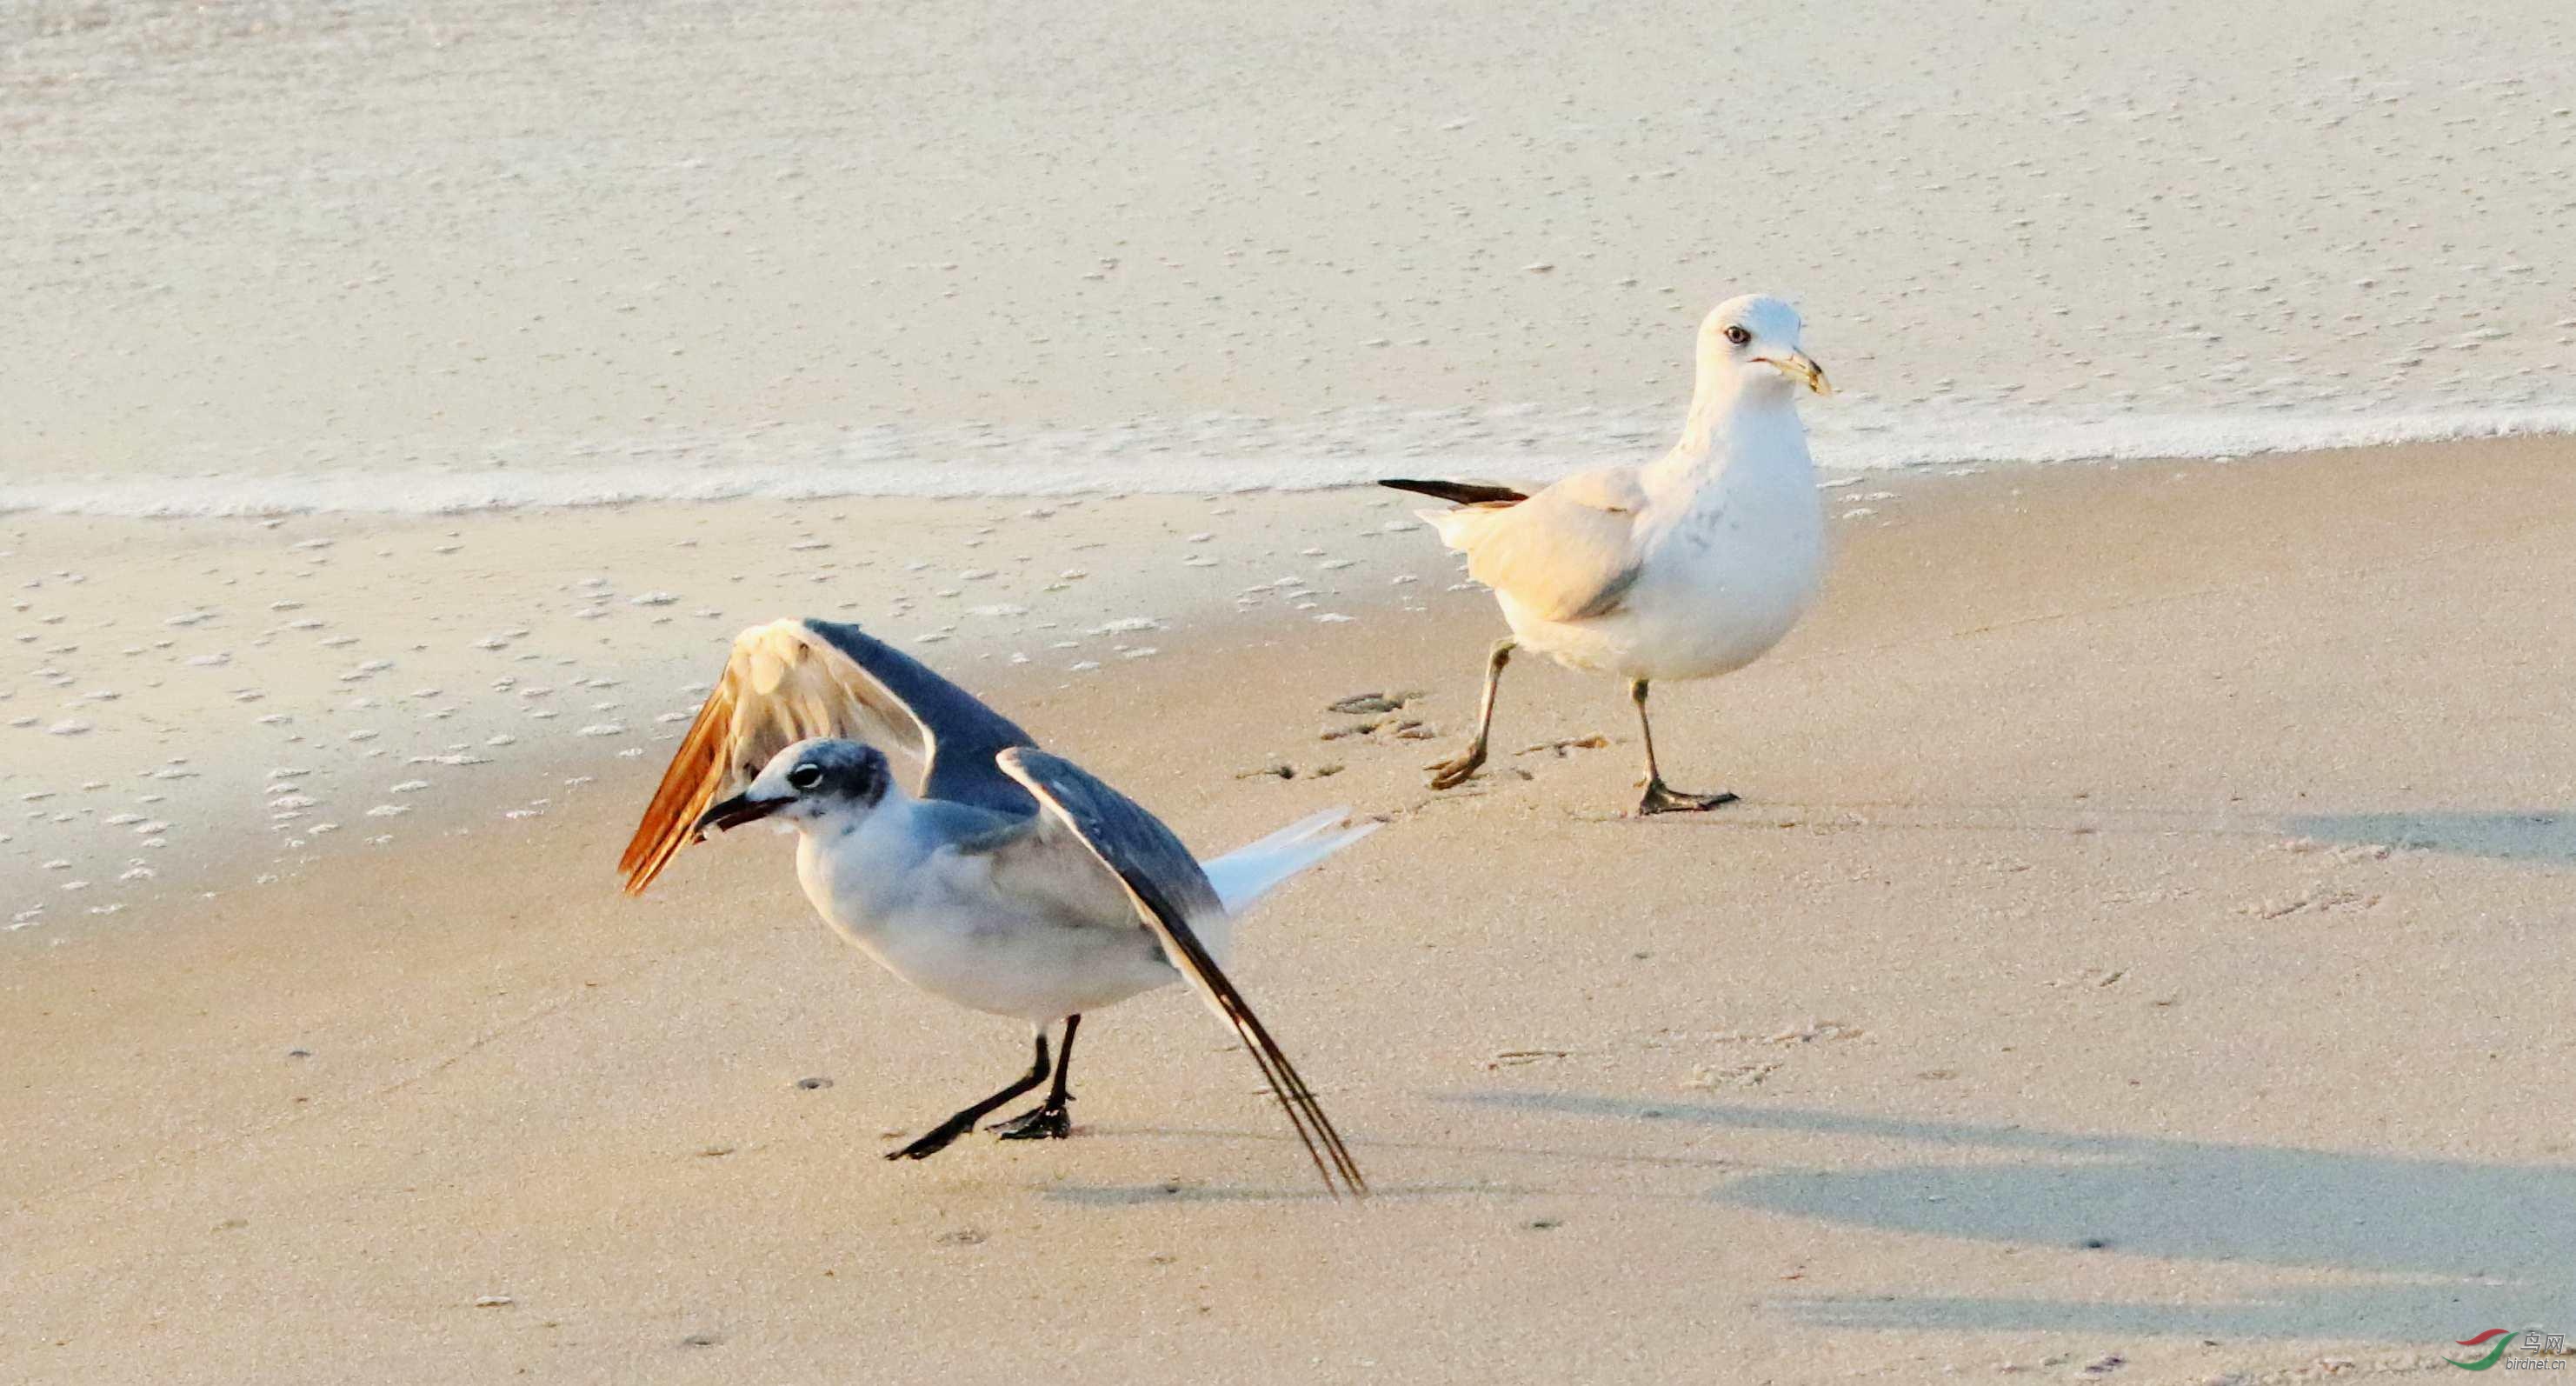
[5,0,2573,510]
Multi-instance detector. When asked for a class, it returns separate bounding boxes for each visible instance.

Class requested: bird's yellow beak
[1761,351,1832,396]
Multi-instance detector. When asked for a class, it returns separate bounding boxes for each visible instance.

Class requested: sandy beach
[10,439,2575,1384]
[8,1,2576,1382]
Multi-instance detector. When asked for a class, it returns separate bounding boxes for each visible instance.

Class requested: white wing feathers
[1426,465,1648,623]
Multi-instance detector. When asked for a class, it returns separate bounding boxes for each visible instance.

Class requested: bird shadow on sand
[2285,810,2576,865]
[1030,1122,1671,1206]
[1455,1090,2575,1342]
[1037,1178,1543,1207]
[1553,798,2576,870]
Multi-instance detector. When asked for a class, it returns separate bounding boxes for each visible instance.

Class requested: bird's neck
[795,793,922,922]
[1649,376,1806,491]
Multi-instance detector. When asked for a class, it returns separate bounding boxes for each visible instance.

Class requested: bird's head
[692,737,890,838]
[1696,294,1831,399]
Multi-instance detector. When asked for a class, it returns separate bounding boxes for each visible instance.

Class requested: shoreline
[10,403,2576,519]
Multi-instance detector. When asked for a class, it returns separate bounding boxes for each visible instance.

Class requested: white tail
[1418,508,1473,550]
[1202,807,1379,916]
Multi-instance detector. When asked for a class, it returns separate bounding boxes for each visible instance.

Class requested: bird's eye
[788,763,823,790]
[1723,324,1752,347]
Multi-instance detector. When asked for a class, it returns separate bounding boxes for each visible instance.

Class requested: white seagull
[1382,293,1833,815]
[622,618,1373,1196]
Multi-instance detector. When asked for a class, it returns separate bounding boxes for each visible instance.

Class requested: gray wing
[801,619,1036,813]
[909,797,1040,857]
[621,617,1036,893]
[995,748,1366,1197]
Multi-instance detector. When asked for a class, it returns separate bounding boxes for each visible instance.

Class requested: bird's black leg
[1631,678,1738,815]
[1428,637,1516,790]
[988,1013,1081,1141]
[887,1029,1052,1161]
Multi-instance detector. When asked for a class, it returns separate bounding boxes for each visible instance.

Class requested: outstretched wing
[1419,465,1648,623]
[995,748,1367,1198]
[801,619,1038,807]
[619,618,1037,894]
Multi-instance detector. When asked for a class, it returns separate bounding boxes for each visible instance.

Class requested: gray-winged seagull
[622,618,1372,1196]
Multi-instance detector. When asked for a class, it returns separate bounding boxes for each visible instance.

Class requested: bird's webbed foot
[1425,745,1488,790]
[987,1103,1072,1141]
[1636,779,1740,816]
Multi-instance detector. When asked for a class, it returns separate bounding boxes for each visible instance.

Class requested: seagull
[1381,293,1833,815]
[621,617,1374,1196]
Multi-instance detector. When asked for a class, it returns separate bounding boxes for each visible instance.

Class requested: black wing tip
[1003,750,1364,1196]
[1173,936,1368,1198]
[1377,477,1528,507]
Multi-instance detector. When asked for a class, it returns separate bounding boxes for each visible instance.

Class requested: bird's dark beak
[692,791,786,841]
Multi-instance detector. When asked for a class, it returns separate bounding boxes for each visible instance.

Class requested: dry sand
[8,438,2573,1384]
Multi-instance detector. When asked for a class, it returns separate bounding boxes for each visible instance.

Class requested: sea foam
[5,401,2573,518]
